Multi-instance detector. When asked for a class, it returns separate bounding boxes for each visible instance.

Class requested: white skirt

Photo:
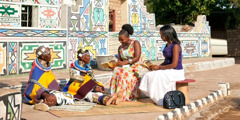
[139,69,185,106]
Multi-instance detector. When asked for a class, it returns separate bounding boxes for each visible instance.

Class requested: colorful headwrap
[36,45,50,58]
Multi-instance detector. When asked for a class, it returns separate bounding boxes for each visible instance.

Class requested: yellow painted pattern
[0,45,6,73]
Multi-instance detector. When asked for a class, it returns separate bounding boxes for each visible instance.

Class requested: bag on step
[163,90,185,109]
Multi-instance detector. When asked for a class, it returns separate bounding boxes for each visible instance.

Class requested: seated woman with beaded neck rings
[36,46,51,68]
[24,45,67,107]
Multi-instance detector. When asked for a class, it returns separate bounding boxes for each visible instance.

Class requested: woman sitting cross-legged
[139,25,185,106]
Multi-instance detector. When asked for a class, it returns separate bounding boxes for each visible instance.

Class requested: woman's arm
[151,44,180,70]
[117,40,141,66]
[117,46,122,61]
[129,40,141,64]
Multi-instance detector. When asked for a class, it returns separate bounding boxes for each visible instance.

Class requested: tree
[146,0,215,25]
[208,0,240,29]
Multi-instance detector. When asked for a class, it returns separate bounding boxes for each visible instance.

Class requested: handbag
[163,90,185,109]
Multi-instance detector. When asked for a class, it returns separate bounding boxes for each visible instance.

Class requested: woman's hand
[108,66,115,70]
[149,65,160,71]
[116,60,127,66]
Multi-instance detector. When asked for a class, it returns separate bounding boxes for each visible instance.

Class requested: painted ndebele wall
[0,89,22,120]
[0,0,211,76]
[108,0,211,61]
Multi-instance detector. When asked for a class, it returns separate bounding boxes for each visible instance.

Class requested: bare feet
[112,91,123,105]
[104,94,117,106]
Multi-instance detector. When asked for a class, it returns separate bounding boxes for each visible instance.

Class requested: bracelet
[128,59,132,64]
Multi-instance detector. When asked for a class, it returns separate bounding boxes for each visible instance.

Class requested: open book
[101,60,117,68]
[140,61,155,69]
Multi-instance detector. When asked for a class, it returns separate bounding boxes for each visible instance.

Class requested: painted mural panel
[132,36,156,61]
[182,40,199,57]
[77,36,107,65]
[0,0,20,2]
[0,92,22,120]
[200,37,210,57]
[0,3,21,27]
[68,7,80,31]
[156,40,166,60]
[19,42,66,73]
[68,32,108,65]
[68,37,78,65]
[22,0,59,5]
[194,15,211,34]
[68,0,108,32]
[39,6,59,28]
[91,0,108,31]
[0,29,67,37]
[128,0,155,32]
[0,42,7,75]
[9,42,18,74]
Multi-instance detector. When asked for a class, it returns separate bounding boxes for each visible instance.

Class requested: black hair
[119,24,134,37]
[187,22,195,27]
[160,25,181,44]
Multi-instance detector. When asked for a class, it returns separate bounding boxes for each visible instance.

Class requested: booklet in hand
[101,60,117,68]
[140,61,155,69]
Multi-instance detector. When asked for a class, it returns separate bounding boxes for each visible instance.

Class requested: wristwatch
[128,59,133,64]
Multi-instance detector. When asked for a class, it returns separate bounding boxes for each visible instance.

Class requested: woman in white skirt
[139,25,185,106]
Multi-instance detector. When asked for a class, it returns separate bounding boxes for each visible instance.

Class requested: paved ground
[1,57,240,120]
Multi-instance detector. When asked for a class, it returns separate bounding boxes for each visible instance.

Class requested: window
[109,10,115,31]
[21,5,32,27]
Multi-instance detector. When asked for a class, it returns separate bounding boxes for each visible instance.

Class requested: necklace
[38,59,49,68]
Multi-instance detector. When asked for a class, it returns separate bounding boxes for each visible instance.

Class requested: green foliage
[209,0,240,29]
[146,0,215,25]
[145,0,240,28]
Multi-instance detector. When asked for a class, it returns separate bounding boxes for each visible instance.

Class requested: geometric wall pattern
[22,0,60,5]
[0,42,7,75]
[156,40,166,60]
[128,0,155,33]
[0,3,21,27]
[0,0,211,75]
[67,0,109,65]
[0,29,67,37]
[19,42,66,73]
[39,6,59,28]
[0,0,61,28]
[9,42,17,74]
[132,36,157,61]
[109,32,210,60]
[68,0,109,32]
[0,92,22,120]
[182,40,199,57]
[68,33,108,66]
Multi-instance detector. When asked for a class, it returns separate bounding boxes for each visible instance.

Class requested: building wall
[0,0,211,76]
[0,90,22,120]
[0,29,67,75]
[227,26,240,56]
[109,0,122,32]
[67,0,109,66]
